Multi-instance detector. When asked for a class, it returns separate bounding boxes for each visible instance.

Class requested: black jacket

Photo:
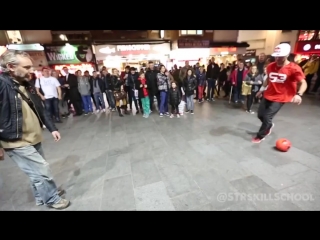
[206,63,220,79]
[168,88,181,106]
[0,73,57,142]
[89,77,105,94]
[110,75,123,92]
[183,76,197,96]
[65,73,81,100]
[145,69,159,94]
[101,73,112,90]
[127,72,139,89]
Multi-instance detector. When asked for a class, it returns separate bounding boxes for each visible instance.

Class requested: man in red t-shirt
[252,43,307,143]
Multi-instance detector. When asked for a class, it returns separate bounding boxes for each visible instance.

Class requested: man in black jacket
[62,66,82,116]
[0,50,70,209]
[206,57,220,101]
[145,61,160,112]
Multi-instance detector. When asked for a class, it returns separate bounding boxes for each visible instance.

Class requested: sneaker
[143,114,146,118]
[84,113,88,116]
[36,189,66,206]
[145,114,149,118]
[165,112,170,116]
[111,108,116,112]
[252,137,265,143]
[185,110,190,113]
[265,123,275,136]
[177,114,180,118]
[159,113,164,117]
[96,110,100,113]
[180,112,184,116]
[246,110,255,114]
[170,114,174,118]
[102,109,106,113]
[211,98,215,102]
[190,110,194,114]
[49,198,70,209]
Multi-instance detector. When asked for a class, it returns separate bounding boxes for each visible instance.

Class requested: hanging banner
[44,44,94,65]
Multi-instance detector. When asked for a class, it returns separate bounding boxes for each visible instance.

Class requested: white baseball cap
[271,43,291,57]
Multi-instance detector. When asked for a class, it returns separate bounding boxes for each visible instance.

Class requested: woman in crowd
[183,69,197,114]
[157,65,170,117]
[165,70,174,88]
[243,65,263,114]
[111,68,129,117]
[196,66,206,103]
[217,63,228,97]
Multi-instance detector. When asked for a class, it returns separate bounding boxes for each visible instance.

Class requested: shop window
[298,30,316,41]
[180,30,203,36]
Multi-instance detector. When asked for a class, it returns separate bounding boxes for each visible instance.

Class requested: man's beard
[13,68,30,83]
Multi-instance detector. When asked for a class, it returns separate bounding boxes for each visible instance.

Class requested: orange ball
[275,138,291,152]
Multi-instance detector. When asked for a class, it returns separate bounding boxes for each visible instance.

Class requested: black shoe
[136,110,139,114]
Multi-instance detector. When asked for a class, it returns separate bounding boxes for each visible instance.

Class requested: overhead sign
[7,43,44,51]
[94,43,170,60]
[295,41,320,54]
[177,40,210,48]
[244,49,256,57]
[44,44,94,65]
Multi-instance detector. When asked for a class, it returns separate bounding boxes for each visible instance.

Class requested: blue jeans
[186,94,194,111]
[44,97,60,120]
[233,85,244,102]
[81,95,93,113]
[207,79,216,99]
[106,90,115,109]
[159,91,168,114]
[5,143,61,205]
[93,92,105,110]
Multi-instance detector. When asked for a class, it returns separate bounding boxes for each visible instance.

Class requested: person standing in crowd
[243,65,263,114]
[165,70,174,88]
[256,53,266,75]
[111,68,129,117]
[90,71,106,113]
[84,70,96,109]
[206,57,220,101]
[145,61,160,112]
[137,72,150,118]
[0,50,70,209]
[77,70,93,115]
[157,65,170,117]
[62,66,82,116]
[253,43,307,143]
[196,66,206,103]
[230,60,249,104]
[168,81,181,118]
[179,61,192,85]
[121,65,130,107]
[102,69,115,111]
[29,72,37,86]
[302,54,319,94]
[52,70,69,118]
[183,69,197,114]
[35,67,62,123]
[127,67,141,113]
[217,63,228,97]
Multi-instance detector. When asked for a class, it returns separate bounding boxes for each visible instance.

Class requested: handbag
[0,148,4,160]
[114,90,126,101]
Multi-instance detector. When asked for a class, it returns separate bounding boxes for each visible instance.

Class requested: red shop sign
[295,41,320,54]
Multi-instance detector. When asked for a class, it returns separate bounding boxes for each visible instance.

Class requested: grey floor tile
[101,175,135,210]
[230,175,272,192]
[275,162,310,176]
[134,181,174,211]
[158,165,199,198]
[171,190,210,211]
[131,159,161,188]
[105,153,131,180]
[66,196,101,211]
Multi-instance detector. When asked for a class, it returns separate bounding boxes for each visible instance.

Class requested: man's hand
[58,95,62,100]
[291,95,302,105]
[51,131,61,142]
[41,96,46,101]
[256,91,263,98]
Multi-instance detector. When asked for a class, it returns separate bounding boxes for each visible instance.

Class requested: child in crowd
[168,82,181,118]
[196,66,206,103]
[137,73,150,118]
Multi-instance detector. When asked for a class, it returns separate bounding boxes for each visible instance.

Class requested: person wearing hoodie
[77,70,93,115]
[196,66,206,103]
[183,69,197,114]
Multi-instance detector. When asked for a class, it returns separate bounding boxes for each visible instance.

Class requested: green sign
[44,44,94,65]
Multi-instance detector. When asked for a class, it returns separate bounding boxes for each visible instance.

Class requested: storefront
[94,43,171,71]
[43,44,96,75]
[171,40,248,67]
[294,40,320,62]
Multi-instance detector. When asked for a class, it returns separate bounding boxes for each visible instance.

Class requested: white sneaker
[102,109,106,112]
[96,110,100,113]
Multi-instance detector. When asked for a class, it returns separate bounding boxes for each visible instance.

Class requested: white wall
[213,30,238,42]
[238,30,298,55]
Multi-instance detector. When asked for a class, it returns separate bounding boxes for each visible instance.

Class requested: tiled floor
[1,96,320,211]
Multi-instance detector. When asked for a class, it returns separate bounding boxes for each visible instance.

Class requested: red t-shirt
[264,62,305,103]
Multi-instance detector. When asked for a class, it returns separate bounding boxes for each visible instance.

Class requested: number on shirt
[269,72,287,83]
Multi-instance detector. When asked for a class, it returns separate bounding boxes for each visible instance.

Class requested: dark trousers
[171,104,179,114]
[246,93,254,111]
[207,79,216,99]
[128,87,139,110]
[256,98,284,139]
[233,85,243,102]
[217,81,224,96]
[91,93,96,107]
[45,97,60,120]
[195,87,199,99]
[149,92,160,111]
[305,74,314,93]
